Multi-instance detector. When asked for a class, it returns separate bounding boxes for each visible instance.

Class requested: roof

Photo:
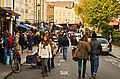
[46,1,74,8]
[6,10,20,16]
[0,7,20,16]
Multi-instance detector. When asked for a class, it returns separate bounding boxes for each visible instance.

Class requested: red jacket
[9,35,13,47]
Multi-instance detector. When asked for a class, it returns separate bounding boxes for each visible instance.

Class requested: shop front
[0,7,20,62]
[0,7,20,36]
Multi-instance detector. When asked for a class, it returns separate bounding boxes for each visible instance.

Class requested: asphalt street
[5,47,120,79]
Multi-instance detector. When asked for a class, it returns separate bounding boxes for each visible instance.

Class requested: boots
[82,72,85,78]
[78,71,81,79]
[45,72,48,76]
[42,72,48,77]
[42,72,46,77]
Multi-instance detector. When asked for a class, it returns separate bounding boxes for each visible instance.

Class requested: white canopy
[56,25,63,28]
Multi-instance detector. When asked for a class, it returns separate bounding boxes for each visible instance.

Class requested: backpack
[9,35,13,48]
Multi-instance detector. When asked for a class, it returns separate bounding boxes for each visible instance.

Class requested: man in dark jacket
[61,34,69,60]
[90,32,102,79]
[57,33,63,53]
[27,32,34,55]
[19,33,25,54]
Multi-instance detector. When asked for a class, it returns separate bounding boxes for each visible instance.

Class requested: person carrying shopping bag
[38,34,52,77]
[77,34,91,79]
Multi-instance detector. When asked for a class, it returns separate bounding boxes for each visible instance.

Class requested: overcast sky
[47,0,74,1]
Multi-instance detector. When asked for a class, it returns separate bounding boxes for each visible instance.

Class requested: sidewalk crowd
[0,26,119,79]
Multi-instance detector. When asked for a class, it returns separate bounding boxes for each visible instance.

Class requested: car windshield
[98,39,108,44]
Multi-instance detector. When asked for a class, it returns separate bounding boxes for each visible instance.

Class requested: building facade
[46,1,80,26]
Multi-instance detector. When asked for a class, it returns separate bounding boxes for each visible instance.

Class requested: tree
[74,0,120,27]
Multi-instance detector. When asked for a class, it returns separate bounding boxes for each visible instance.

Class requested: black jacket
[90,38,102,55]
[61,37,69,47]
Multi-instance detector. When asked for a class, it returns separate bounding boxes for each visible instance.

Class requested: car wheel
[106,52,109,55]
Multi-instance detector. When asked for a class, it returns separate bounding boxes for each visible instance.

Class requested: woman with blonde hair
[77,34,91,79]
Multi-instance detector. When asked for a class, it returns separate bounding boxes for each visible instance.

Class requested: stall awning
[24,24,37,29]
[39,26,46,29]
[56,25,63,28]
[109,21,119,25]
[19,24,30,29]
[45,25,50,28]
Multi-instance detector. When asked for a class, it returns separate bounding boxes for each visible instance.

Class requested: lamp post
[83,15,85,34]
[37,4,40,29]
[83,15,84,27]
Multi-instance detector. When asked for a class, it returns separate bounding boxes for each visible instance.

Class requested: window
[0,0,1,6]
[63,12,65,16]
[60,11,61,16]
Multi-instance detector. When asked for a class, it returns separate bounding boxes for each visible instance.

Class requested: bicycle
[11,49,21,73]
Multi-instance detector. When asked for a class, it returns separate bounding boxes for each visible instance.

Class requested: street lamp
[37,4,40,29]
[83,15,85,34]
[83,15,84,27]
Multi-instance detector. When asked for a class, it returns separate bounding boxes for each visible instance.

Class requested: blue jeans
[51,54,55,68]
[4,46,11,64]
[90,55,99,75]
[63,46,67,59]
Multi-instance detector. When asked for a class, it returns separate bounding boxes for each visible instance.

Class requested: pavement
[0,45,120,79]
[109,45,120,59]
[0,46,38,79]
[6,44,120,79]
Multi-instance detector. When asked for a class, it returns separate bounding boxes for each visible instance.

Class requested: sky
[47,0,74,1]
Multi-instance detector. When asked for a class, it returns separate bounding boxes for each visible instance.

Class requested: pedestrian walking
[51,37,57,69]
[19,33,25,54]
[108,34,113,52]
[58,33,63,53]
[38,34,52,77]
[24,32,28,49]
[71,35,77,50]
[3,31,10,64]
[27,32,34,55]
[77,34,91,79]
[61,34,69,60]
[48,36,53,72]
[89,32,102,79]
[15,30,20,51]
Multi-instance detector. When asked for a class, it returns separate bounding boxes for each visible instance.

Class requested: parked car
[97,38,110,54]
[88,38,110,54]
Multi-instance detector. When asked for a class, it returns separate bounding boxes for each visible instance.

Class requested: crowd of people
[0,27,104,79]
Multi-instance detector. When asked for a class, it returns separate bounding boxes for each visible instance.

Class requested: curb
[2,50,38,79]
[109,53,120,60]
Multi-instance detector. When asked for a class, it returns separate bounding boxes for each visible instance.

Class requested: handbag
[72,48,78,61]
[6,56,10,65]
